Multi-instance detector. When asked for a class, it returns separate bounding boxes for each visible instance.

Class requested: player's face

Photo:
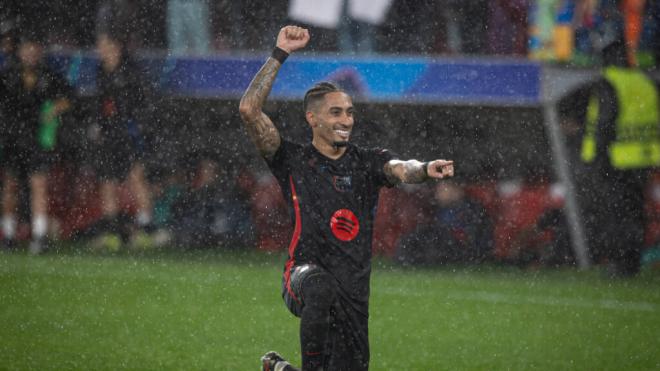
[310,92,354,146]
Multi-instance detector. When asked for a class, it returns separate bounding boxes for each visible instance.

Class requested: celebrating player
[239,25,454,371]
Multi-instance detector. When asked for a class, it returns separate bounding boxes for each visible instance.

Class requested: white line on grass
[378,288,657,312]
[2,259,656,312]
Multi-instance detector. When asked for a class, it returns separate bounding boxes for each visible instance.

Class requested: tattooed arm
[238,59,282,159]
[384,159,454,184]
[239,26,310,160]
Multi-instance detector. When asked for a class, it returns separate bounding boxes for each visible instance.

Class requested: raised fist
[276,26,310,53]
[427,160,454,179]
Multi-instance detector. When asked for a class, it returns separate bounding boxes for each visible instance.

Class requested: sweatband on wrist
[271,47,289,64]
[422,162,429,177]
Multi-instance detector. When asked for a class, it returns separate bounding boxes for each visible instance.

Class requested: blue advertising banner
[44,52,541,105]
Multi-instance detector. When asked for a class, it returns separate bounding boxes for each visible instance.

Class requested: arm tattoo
[239,58,282,159]
[384,160,428,184]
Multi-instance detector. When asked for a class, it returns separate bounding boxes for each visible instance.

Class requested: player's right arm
[239,25,310,160]
[384,159,454,184]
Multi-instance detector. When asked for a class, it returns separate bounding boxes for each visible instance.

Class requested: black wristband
[422,162,429,177]
[271,47,289,64]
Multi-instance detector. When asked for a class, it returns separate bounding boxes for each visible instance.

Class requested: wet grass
[0,247,658,370]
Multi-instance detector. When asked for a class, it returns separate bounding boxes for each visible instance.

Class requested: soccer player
[88,33,153,249]
[1,32,73,253]
[239,26,454,371]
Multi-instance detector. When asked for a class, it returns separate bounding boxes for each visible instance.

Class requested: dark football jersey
[0,63,72,148]
[267,138,396,314]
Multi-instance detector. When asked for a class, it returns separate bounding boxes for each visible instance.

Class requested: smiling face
[306,91,355,150]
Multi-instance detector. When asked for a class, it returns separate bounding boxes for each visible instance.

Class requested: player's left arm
[383,159,454,184]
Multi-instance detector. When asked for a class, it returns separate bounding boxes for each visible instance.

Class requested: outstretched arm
[384,159,454,184]
[238,25,310,160]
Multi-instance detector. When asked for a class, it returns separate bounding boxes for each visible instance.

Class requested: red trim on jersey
[284,175,302,303]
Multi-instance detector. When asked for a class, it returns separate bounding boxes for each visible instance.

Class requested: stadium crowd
[1,1,660,274]
[0,0,658,63]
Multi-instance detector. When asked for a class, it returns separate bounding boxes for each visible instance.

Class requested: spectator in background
[147,166,185,247]
[591,0,626,53]
[528,0,577,62]
[572,0,599,60]
[532,205,575,266]
[576,0,657,67]
[577,33,660,276]
[242,167,291,252]
[170,155,255,248]
[395,180,493,266]
[487,0,530,56]
[210,1,233,51]
[166,0,211,55]
[621,0,646,66]
[87,33,154,250]
[504,184,576,268]
[338,0,393,54]
[0,32,73,253]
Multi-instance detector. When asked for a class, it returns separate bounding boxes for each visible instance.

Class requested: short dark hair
[303,81,344,113]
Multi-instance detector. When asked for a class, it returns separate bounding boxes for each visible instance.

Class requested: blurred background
[1,0,660,273]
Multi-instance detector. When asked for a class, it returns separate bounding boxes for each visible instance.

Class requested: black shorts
[91,137,136,181]
[1,141,54,176]
[282,264,370,371]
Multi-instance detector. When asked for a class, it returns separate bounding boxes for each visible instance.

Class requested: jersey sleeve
[367,147,397,188]
[266,138,301,185]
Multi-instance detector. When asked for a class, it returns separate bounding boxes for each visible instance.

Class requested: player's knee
[301,271,337,309]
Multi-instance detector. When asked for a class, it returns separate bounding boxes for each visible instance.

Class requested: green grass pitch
[1,248,659,370]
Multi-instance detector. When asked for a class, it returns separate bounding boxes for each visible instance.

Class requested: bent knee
[301,271,337,308]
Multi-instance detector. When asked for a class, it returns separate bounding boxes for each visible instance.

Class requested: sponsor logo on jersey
[333,175,352,192]
[330,209,359,241]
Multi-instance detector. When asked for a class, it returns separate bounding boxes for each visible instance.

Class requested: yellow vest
[581,67,660,169]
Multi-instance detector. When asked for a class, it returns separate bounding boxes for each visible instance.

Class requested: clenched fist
[427,160,454,179]
[276,25,310,54]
